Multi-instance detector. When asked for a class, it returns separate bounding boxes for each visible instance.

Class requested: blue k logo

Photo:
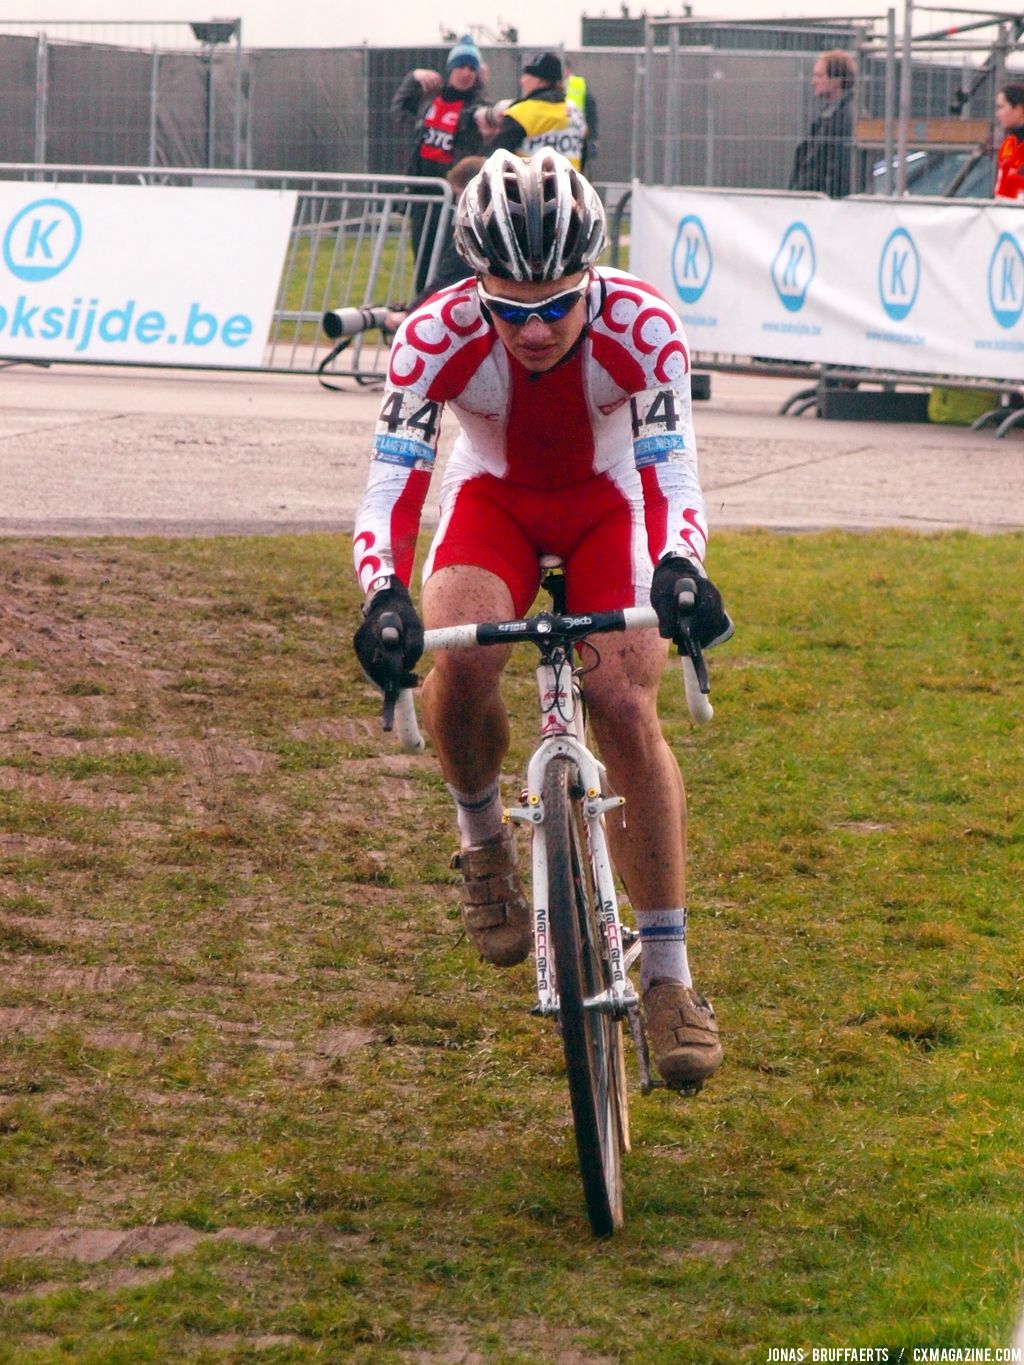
[672,214,712,305]
[878,227,920,322]
[771,223,815,313]
[988,232,1024,330]
[3,198,82,282]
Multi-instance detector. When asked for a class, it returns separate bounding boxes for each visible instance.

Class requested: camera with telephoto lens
[321,306,393,340]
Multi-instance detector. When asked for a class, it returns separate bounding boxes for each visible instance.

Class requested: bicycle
[376,557,715,1237]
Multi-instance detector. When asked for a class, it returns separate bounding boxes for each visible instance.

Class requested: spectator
[564,58,599,171]
[789,49,857,198]
[487,51,586,170]
[994,83,1024,200]
[391,35,487,292]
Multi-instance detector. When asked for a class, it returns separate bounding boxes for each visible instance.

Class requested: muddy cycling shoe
[451,827,532,967]
[642,980,723,1091]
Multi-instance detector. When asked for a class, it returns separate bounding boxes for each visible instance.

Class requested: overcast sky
[4,0,893,49]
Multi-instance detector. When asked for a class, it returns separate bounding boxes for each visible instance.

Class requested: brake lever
[675,579,710,695]
[380,682,399,732]
[378,617,404,732]
[678,625,710,694]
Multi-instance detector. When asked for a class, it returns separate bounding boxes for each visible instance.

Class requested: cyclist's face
[482,271,588,372]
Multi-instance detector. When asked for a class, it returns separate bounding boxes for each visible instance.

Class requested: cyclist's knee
[588,684,661,749]
[425,645,507,700]
[422,563,515,628]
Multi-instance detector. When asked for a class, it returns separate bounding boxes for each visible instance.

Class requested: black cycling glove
[353,576,424,692]
[650,555,734,650]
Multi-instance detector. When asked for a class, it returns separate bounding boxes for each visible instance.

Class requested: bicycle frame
[391,591,711,1039]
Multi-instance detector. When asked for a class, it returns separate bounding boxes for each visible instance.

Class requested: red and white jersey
[353,267,708,596]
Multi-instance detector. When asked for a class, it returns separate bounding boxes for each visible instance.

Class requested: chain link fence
[2,14,1019,191]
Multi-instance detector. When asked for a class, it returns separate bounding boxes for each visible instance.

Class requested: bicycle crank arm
[627,1004,660,1094]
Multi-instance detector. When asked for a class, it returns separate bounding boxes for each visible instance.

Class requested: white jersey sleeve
[630,383,708,565]
[590,270,708,565]
[353,383,443,595]
[352,283,495,595]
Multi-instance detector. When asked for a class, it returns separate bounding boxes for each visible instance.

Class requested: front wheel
[544,756,625,1236]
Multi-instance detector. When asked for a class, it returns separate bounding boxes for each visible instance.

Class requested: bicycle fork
[503,655,662,1091]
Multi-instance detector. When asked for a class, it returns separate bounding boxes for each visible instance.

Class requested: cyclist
[352,148,732,1090]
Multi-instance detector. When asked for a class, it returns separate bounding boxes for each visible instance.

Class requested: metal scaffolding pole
[885,8,897,194]
[33,34,48,165]
[897,0,914,194]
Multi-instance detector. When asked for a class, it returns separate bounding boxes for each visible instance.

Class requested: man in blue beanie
[445,34,481,76]
[391,35,487,292]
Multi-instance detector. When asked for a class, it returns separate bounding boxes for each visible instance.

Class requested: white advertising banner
[0,183,297,367]
[630,185,1024,383]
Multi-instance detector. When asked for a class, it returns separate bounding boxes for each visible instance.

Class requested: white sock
[635,907,692,991]
[448,780,503,848]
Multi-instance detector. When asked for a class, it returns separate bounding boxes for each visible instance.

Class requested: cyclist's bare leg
[581,629,686,912]
[421,565,530,967]
[420,565,515,791]
[585,629,722,1086]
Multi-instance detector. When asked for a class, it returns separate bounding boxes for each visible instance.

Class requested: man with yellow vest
[564,58,598,171]
[488,52,586,170]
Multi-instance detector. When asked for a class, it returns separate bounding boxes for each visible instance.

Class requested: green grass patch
[0,530,1021,1361]
[278,229,416,346]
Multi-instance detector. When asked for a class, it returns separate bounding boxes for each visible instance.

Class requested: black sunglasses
[477,277,589,327]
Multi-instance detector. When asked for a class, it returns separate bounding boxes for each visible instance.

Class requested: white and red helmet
[454,148,606,282]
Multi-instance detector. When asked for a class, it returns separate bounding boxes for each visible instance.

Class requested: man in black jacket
[789,49,857,198]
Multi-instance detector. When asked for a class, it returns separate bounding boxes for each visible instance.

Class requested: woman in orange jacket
[994,83,1024,200]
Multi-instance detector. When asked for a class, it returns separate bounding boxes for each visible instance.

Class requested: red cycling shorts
[423,471,652,615]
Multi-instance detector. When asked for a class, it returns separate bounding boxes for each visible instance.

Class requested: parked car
[869,147,995,198]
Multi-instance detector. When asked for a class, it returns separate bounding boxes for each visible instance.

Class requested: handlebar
[385,594,715,754]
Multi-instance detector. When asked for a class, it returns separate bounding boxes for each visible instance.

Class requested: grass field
[0,529,1022,1364]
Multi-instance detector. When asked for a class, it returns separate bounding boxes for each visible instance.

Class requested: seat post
[539,553,567,614]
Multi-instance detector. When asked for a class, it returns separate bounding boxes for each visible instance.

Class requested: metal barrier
[0,163,454,381]
[636,8,1010,197]
[7,162,1012,425]
[0,164,638,385]
[264,175,455,382]
[296,178,632,385]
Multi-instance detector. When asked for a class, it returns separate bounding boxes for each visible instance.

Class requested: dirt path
[1,363,1021,535]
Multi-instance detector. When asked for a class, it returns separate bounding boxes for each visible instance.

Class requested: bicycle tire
[544,756,625,1236]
